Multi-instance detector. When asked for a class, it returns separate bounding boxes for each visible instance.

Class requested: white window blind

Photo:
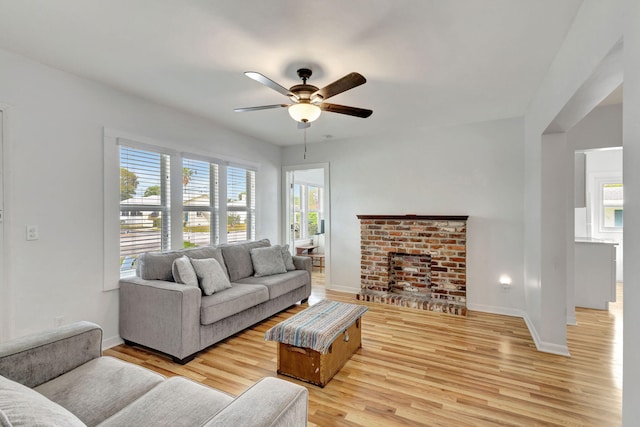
[119,146,170,275]
[183,158,219,248]
[227,166,255,243]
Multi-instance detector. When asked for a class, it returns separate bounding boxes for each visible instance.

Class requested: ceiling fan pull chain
[304,127,307,160]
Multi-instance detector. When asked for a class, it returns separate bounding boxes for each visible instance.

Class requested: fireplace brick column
[356,215,468,316]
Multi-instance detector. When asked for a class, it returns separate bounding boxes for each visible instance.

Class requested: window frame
[226,165,256,243]
[293,182,323,242]
[593,174,624,234]
[182,157,220,248]
[600,182,624,230]
[117,144,172,278]
[104,129,259,291]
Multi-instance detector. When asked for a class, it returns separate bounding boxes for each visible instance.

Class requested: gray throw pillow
[250,246,287,277]
[190,258,232,295]
[172,255,198,287]
[279,244,296,271]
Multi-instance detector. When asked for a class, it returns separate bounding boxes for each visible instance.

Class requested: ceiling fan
[234,68,373,128]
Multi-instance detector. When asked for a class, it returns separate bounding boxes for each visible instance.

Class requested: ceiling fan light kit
[235,68,372,127]
[288,102,321,123]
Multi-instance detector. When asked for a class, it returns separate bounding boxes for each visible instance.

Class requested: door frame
[0,104,12,342]
[282,162,331,288]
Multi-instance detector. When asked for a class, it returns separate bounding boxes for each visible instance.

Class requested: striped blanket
[265,300,368,354]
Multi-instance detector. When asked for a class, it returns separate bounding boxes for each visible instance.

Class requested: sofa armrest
[119,277,202,361]
[293,255,312,277]
[204,377,308,427]
[0,321,102,388]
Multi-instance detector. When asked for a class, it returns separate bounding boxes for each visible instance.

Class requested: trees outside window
[293,183,323,241]
[227,166,255,243]
[119,146,170,275]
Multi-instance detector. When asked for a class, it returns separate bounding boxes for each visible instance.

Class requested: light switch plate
[26,225,39,241]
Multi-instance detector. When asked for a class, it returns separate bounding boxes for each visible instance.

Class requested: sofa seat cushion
[220,239,270,281]
[200,284,269,325]
[98,376,232,427]
[233,270,309,299]
[0,375,85,427]
[34,357,164,427]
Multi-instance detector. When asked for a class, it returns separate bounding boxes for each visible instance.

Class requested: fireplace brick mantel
[356,214,469,221]
[356,214,468,316]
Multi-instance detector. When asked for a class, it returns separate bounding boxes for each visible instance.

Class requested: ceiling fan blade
[244,71,297,99]
[312,72,366,102]
[234,104,289,113]
[320,103,373,118]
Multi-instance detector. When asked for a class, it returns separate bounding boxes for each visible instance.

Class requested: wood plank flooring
[105,274,622,426]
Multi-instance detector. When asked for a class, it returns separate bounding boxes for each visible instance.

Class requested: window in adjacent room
[119,146,170,276]
[182,158,219,248]
[227,166,256,243]
[293,183,302,239]
[293,183,323,240]
[602,183,623,229]
[307,185,321,236]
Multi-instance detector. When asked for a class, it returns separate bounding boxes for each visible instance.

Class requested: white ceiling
[0,0,584,146]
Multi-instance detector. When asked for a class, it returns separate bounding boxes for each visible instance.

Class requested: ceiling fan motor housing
[235,68,372,121]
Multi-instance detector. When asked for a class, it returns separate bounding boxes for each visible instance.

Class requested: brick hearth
[356,215,468,316]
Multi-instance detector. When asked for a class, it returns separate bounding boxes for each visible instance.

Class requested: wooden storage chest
[277,317,362,387]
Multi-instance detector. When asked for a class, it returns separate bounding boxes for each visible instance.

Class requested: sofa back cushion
[0,375,85,427]
[221,239,270,282]
[137,246,228,281]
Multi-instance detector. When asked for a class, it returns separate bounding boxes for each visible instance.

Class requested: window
[602,183,623,228]
[307,185,321,236]
[107,132,259,285]
[293,183,323,240]
[182,158,219,248]
[227,166,256,243]
[119,146,170,275]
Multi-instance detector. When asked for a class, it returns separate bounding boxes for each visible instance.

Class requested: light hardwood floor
[105,273,622,426]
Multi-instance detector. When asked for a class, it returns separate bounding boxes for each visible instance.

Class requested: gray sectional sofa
[119,239,312,363]
[0,321,308,426]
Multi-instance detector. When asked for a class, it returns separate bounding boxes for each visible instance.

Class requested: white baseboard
[522,312,571,357]
[103,335,123,350]
[467,303,571,357]
[326,284,359,294]
[466,303,526,318]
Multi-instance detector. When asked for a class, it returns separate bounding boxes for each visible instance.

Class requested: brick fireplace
[356,215,468,316]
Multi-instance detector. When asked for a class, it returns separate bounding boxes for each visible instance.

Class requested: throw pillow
[250,245,287,277]
[190,258,232,296]
[172,255,198,287]
[280,244,296,271]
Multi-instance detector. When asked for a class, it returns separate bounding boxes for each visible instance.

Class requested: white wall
[570,104,623,151]
[0,48,282,344]
[523,0,624,354]
[623,0,640,422]
[568,105,623,324]
[584,149,624,280]
[283,118,526,315]
[524,0,640,423]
